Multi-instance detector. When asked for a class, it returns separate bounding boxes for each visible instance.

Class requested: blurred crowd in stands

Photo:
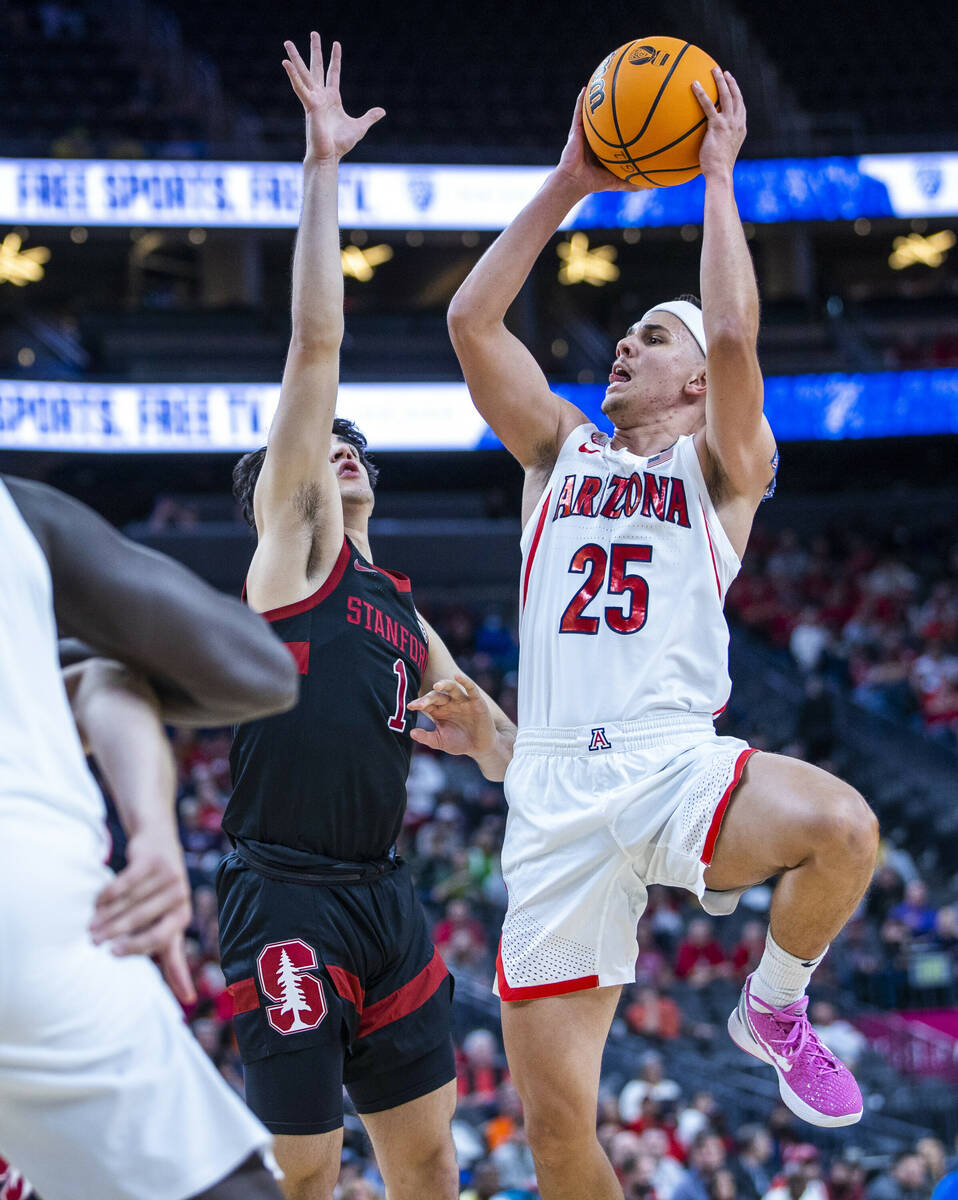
[726,523,958,749]
[3,1,207,161]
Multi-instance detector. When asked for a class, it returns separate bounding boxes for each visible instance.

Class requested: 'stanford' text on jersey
[226,537,427,861]
[517,425,741,730]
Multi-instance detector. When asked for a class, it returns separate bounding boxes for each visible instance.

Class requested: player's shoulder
[552,420,608,464]
[0,475,68,558]
[527,402,596,467]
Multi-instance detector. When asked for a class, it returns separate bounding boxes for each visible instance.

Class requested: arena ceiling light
[0,232,50,286]
[888,229,955,270]
[341,243,393,282]
[557,233,619,286]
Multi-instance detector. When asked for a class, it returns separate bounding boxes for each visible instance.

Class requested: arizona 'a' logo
[257,939,327,1035]
[589,727,612,752]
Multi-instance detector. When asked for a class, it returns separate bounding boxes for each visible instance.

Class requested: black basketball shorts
[215,852,455,1135]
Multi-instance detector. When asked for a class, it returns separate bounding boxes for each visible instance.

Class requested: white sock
[748,928,826,1009]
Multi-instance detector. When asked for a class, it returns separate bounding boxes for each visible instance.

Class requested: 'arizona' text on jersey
[517,424,740,729]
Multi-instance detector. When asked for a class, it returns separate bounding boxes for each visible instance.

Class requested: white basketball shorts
[496,713,756,999]
[0,815,270,1200]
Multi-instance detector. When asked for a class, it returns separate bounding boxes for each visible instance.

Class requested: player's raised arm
[448,92,636,480]
[6,476,298,726]
[250,36,384,566]
[692,70,776,514]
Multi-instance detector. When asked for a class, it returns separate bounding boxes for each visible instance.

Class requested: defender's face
[602,312,704,420]
[330,435,373,507]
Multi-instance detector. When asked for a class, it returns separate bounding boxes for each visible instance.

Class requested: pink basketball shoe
[728,974,863,1127]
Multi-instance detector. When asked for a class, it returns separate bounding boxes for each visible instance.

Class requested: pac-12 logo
[589,727,612,752]
[629,44,661,65]
[256,939,327,1035]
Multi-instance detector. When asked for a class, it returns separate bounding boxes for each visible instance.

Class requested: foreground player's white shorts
[497,713,756,999]
[0,816,270,1200]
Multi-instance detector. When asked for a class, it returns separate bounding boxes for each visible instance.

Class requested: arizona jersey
[226,537,428,861]
[517,424,740,729]
[0,479,106,841]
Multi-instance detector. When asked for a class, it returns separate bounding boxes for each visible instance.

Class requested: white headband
[640,300,707,357]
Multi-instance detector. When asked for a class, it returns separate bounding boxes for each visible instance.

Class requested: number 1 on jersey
[388,658,409,731]
[560,543,653,635]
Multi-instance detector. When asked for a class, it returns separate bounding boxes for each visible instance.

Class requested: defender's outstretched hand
[282,33,385,163]
[554,89,651,198]
[409,673,498,759]
[692,68,747,179]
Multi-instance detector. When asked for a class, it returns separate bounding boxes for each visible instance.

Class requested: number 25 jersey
[517,424,741,730]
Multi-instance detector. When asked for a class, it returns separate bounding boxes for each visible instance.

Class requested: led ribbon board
[0,371,955,453]
[2,154,956,230]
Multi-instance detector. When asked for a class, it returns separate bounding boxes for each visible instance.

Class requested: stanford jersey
[226,537,427,861]
[517,424,740,729]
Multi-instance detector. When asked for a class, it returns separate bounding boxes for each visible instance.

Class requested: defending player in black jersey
[217,37,515,1200]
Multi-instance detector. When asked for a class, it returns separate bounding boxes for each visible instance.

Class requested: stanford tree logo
[256,939,327,1035]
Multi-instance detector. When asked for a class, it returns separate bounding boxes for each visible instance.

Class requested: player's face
[602,313,705,422]
[330,435,374,508]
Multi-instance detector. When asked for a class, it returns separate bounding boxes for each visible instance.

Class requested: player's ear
[685,367,707,397]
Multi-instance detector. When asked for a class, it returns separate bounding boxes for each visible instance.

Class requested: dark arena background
[2,1,957,1197]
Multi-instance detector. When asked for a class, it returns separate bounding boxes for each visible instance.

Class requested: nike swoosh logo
[743,993,791,1071]
[354,561,380,574]
[578,443,601,454]
[801,960,815,968]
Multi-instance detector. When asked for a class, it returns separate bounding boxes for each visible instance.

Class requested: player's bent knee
[281,1172,335,1200]
[809,783,879,868]
[276,1158,339,1200]
[410,1146,460,1199]
[524,1099,597,1166]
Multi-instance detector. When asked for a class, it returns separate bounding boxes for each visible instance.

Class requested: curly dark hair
[673,293,702,308]
[232,416,379,527]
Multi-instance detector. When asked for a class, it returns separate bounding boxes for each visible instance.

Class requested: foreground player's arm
[6,476,298,725]
[65,658,195,1004]
[247,37,384,599]
[692,70,776,524]
[410,621,516,781]
[447,93,637,477]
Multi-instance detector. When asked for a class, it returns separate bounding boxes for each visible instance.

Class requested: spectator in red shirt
[433,897,487,964]
[731,921,767,982]
[675,919,730,988]
[636,922,675,988]
[456,1028,509,1114]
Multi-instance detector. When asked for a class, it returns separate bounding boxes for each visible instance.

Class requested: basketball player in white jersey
[0,475,298,1200]
[446,70,879,1198]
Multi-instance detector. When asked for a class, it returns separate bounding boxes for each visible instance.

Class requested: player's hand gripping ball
[584,36,720,186]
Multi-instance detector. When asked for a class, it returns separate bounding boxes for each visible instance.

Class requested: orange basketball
[583,37,720,187]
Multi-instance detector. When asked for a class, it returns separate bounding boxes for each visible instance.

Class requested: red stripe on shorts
[357,947,448,1038]
[496,939,599,1001]
[700,747,757,865]
[327,964,364,1014]
[227,976,260,1016]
